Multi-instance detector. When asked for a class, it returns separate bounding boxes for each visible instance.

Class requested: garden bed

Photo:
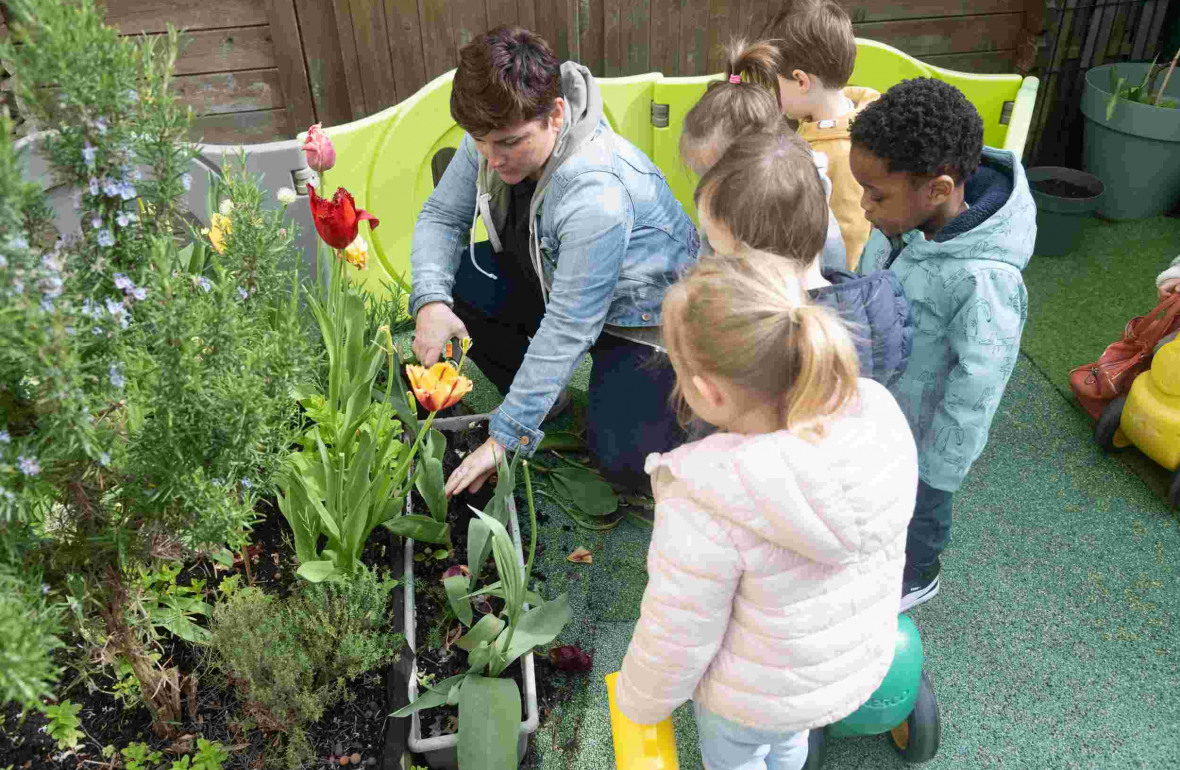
[0,499,405,770]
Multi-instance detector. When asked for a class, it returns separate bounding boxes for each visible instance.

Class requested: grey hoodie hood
[469,62,605,294]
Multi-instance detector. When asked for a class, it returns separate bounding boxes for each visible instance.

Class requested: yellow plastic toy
[1095,337,1180,508]
[604,672,680,770]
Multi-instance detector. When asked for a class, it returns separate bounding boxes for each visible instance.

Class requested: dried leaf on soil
[567,546,593,564]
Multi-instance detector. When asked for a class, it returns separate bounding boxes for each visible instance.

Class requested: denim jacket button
[520,436,531,446]
[642,313,652,321]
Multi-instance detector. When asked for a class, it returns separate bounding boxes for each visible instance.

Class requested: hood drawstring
[468,192,499,280]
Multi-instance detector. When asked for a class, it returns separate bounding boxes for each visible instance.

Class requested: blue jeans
[905,480,955,570]
[450,242,684,490]
[694,703,809,770]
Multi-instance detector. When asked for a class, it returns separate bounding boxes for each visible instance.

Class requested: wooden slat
[419,0,458,81]
[650,0,681,76]
[349,0,399,112]
[485,0,520,30]
[171,27,276,76]
[385,0,429,102]
[604,0,621,77]
[517,0,536,32]
[854,13,1024,58]
[191,108,293,143]
[101,0,268,35]
[332,0,369,120]
[707,0,737,73]
[920,49,1019,74]
[295,0,353,126]
[266,0,317,130]
[838,0,1023,24]
[680,0,711,76]
[579,0,605,76]
[622,0,651,75]
[533,0,574,61]
[172,69,285,115]
[745,0,772,40]
[451,0,489,52]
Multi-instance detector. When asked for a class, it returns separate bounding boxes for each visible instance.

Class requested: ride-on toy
[605,614,941,768]
[1095,337,1180,508]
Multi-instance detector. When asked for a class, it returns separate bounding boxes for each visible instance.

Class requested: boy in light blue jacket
[849,78,1036,610]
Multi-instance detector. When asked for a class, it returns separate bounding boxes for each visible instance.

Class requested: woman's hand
[1159,278,1180,301]
[413,302,469,367]
[445,437,505,497]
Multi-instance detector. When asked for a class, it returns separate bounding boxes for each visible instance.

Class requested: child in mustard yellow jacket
[762,0,877,270]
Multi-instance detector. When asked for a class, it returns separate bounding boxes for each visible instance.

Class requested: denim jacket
[410,62,699,454]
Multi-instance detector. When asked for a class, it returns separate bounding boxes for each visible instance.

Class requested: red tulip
[308,184,379,250]
[547,644,593,673]
[303,123,336,173]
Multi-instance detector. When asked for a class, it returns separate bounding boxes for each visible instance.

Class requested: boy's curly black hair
[850,77,984,183]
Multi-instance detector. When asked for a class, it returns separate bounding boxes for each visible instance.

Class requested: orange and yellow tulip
[405,362,473,412]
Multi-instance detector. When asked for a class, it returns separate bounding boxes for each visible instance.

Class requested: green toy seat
[313,38,1039,300]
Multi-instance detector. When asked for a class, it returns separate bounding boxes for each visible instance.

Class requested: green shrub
[208,567,403,766]
[0,565,63,712]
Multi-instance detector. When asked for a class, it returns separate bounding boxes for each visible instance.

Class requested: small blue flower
[241,478,252,489]
[97,229,114,248]
[82,142,96,168]
[66,326,76,336]
[131,169,143,182]
[99,452,110,466]
[237,286,248,300]
[181,173,192,192]
[88,177,100,197]
[42,275,64,298]
[196,277,212,293]
[126,212,138,224]
[17,455,40,477]
[40,297,54,313]
[120,182,137,201]
[108,362,125,389]
[0,430,9,443]
[82,298,99,318]
[113,273,132,291]
[92,327,103,336]
[12,280,23,295]
[102,178,121,197]
[105,297,124,316]
[125,89,138,103]
[212,478,223,486]
[7,236,28,251]
[41,254,62,272]
[132,286,147,301]
[116,211,130,228]
[91,215,104,230]
[93,118,107,136]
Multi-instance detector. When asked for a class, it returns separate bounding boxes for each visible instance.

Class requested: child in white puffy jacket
[615,253,918,770]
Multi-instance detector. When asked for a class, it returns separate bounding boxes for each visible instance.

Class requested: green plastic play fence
[316,38,1039,298]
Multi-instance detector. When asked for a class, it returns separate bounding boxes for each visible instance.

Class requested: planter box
[1026,167,1105,257]
[402,426,539,770]
[1081,63,1180,220]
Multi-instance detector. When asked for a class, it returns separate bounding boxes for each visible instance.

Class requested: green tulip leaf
[458,676,521,770]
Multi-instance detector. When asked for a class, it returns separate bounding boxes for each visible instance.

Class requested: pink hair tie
[729,74,742,84]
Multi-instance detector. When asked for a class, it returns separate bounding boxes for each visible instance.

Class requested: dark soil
[406,425,556,740]
[1032,177,1099,200]
[0,497,399,770]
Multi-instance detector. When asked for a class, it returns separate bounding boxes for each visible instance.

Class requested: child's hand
[1160,278,1180,300]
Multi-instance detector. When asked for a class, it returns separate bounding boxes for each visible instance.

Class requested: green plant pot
[1081,63,1180,220]
[1026,167,1104,257]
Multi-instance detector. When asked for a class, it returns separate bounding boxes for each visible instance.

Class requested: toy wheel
[804,726,826,769]
[890,670,940,763]
[1170,469,1180,510]
[1095,395,1127,452]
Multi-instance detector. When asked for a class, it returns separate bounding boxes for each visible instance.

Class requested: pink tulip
[303,123,336,174]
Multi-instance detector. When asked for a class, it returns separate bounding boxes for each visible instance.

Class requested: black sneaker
[900,559,940,612]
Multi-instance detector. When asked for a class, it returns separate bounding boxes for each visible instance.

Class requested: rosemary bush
[0,0,314,732]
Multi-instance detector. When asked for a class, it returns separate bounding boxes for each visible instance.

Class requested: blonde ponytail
[723,38,784,104]
[662,254,860,439]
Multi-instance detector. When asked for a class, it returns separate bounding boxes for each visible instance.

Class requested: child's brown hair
[679,38,785,173]
[694,124,828,266]
[761,0,856,89]
[662,253,859,439]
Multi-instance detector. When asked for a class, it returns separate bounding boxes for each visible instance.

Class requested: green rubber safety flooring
[455,215,1180,770]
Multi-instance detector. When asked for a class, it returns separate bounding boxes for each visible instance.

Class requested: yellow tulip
[405,362,473,412]
[206,212,231,255]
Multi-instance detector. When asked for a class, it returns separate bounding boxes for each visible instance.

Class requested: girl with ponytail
[615,253,919,770]
[679,38,846,269]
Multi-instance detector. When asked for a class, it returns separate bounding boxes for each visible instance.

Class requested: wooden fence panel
[419,0,459,83]
[680,0,712,76]
[579,0,605,77]
[622,0,651,76]
[173,28,275,75]
[650,0,682,76]
[266,0,317,132]
[101,0,268,34]
[295,0,353,126]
